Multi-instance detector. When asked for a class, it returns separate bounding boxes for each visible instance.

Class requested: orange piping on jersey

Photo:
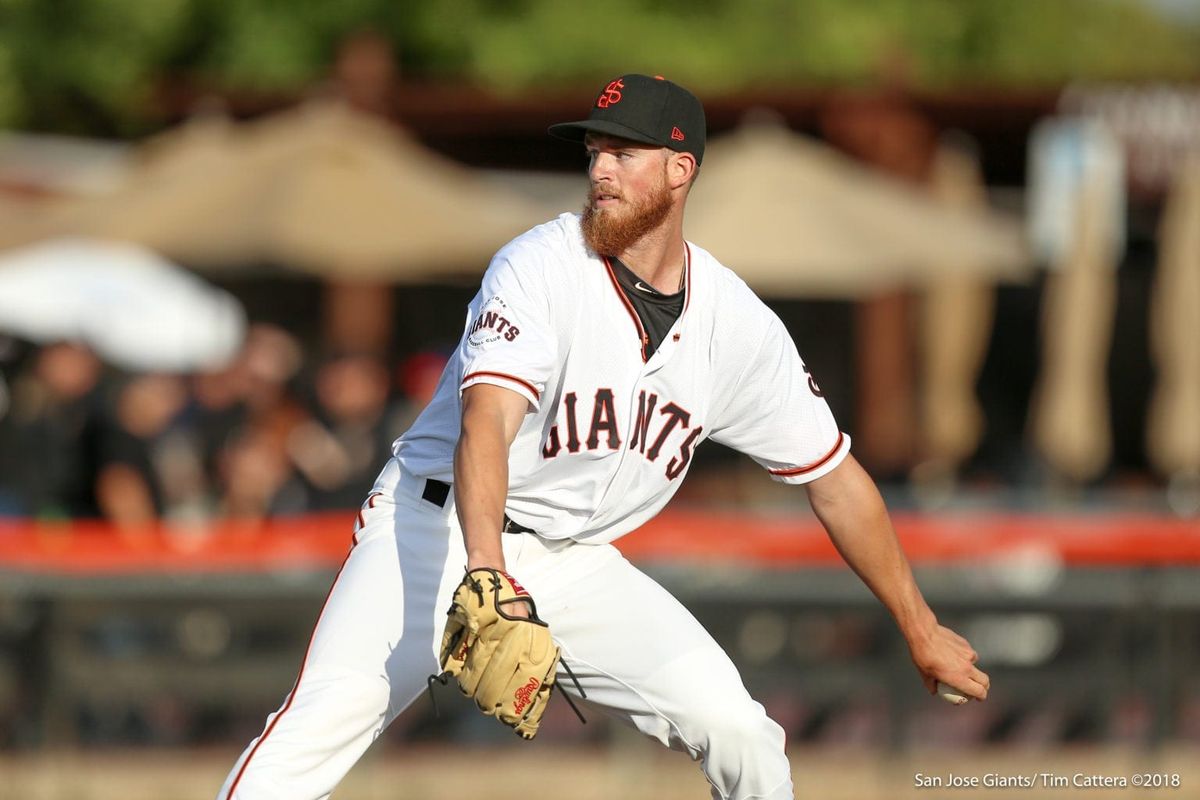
[461,371,541,401]
[769,431,846,477]
[601,256,650,362]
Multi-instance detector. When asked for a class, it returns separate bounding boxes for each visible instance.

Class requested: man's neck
[613,217,687,295]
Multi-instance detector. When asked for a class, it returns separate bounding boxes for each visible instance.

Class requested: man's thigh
[510,538,749,746]
[509,538,793,799]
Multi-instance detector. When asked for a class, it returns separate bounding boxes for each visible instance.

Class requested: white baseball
[937,681,969,705]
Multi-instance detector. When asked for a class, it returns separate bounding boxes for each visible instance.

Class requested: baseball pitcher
[218,73,988,800]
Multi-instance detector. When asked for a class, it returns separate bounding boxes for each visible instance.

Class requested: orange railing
[1,511,1198,574]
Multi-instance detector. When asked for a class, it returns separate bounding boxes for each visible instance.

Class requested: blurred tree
[0,0,193,135]
[0,0,1197,135]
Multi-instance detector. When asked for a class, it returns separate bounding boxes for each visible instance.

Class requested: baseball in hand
[937,681,969,705]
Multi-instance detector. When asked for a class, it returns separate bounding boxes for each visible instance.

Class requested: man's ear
[667,151,697,190]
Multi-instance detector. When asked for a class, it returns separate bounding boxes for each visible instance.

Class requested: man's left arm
[805,453,990,702]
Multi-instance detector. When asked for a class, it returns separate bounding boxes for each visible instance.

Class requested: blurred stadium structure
[1,2,1200,797]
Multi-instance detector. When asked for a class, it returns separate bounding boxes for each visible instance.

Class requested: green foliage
[0,0,199,133]
[0,0,1197,134]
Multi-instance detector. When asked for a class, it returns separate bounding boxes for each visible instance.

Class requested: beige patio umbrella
[3,102,545,280]
[914,141,996,484]
[683,118,1030,298]
[1029,176,1120,483]
[0,193,60,249]
[1146,155,1200,480]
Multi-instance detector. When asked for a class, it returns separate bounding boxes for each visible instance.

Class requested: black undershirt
[610,258,685,359]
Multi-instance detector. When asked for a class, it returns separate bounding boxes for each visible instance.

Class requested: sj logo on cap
[596,79,624,108]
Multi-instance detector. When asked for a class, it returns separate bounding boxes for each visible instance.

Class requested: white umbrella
[0,238,245,372]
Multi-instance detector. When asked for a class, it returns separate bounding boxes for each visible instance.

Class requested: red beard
[580,173,673,257]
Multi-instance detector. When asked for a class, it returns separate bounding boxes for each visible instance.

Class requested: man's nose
[589,152,616,183]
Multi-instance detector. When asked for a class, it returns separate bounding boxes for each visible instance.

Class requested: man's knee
[696,700,786,754]
[684,701,791,800]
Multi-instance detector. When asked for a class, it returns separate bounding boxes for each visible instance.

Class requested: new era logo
[670,126,685,141]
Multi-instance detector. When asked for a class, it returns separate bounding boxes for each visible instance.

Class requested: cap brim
[547,119,665,148]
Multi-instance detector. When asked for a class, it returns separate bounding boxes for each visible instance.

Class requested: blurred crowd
[0,326,447,523]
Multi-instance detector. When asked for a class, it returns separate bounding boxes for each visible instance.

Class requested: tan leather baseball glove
[436,568,563,739]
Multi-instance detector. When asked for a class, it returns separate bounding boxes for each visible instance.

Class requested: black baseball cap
[548,74,706,165]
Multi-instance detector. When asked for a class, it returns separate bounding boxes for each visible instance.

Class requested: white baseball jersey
[394,212,849,543]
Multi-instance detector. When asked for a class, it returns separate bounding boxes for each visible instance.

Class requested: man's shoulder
[687,240,765,311]
[495,212,585,266]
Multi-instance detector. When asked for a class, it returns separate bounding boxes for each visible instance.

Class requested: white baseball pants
[217,459,793,800]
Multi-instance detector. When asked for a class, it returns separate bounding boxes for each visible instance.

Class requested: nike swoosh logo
[634,281,657,294]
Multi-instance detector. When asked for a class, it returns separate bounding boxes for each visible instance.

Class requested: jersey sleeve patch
[466,295,522,348]
[456,247,559,415]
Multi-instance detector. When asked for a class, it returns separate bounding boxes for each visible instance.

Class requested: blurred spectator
[0,337,20,514]
[191,363,251,503]
[94,374,192,527]
[289,352,394,510]
[0,329,460,521]
[238,323,306,422]
[0,342,104,518]
[213,324,310,520]
[219,426,305,519]
[0,337,13,421]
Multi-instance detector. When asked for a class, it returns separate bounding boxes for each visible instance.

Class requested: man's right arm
[454,383,529,573]
[806,454,989,701]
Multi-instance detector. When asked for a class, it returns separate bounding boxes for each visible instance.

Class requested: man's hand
[907,623,990,702]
